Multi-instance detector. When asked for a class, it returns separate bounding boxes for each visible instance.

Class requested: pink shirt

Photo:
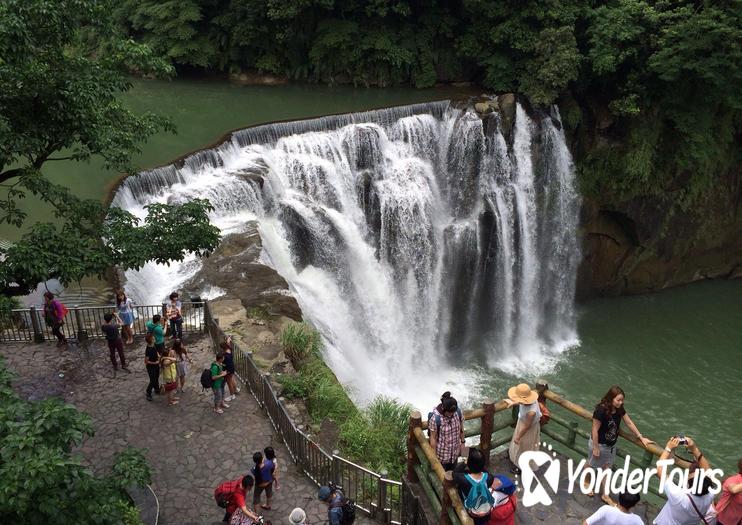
[717,473,742,525]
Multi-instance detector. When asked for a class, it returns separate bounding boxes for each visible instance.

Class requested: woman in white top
[505,383,541,474]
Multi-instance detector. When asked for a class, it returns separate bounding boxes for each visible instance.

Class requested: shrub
[246,306,269,320]
[280,322,318,365]
[277,374,309,399]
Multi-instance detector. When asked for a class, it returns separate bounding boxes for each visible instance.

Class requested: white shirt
[653,479,714,525]
[586,504,644,525]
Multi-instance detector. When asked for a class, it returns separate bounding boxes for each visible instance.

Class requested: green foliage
[0,295,20,318]
[277,373,309,399]
[0,356,149,524]
[280,322,320,366]
[246,306,270,321]
[0,0,221,296]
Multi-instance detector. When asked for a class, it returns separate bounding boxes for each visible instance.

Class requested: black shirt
[145,345,159,368]
[102,323,120,341]
[592,405,626,446]
[224,351,235,373]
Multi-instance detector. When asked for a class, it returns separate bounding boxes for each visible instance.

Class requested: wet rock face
[183,224,302,321]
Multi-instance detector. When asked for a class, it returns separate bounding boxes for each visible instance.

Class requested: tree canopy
[0,0,220,296]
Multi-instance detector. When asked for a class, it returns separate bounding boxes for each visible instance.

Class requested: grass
[246,306,270,320]
[278,322,412,478]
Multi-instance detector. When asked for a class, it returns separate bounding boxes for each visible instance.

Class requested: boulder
[498,93,517,142]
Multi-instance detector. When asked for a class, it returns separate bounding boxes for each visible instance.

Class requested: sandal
[261,505,272,510]
[214,408,224,414]
[168,401,179,406]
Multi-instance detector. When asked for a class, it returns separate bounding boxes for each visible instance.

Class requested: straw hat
[508,383,538,404]
[289,508,306,525]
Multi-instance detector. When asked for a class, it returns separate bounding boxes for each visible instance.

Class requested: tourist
[505,383,541,475]
[653,436,715,525]
[489,475,517,525]
[146,314,166,354]
[167,292,183,340]
[214,474,258,523]
[715,458,742,525]
[251,451,275,510]
[583,492,644,524]
[144,333,160,401]
[221,336,241,401]
[264,446,280,490]
[453,447,496,524]
[211,352,229,414]
[160,345,179,406]
[43,291,67,346]
[102,312,128,371]
[288,508,307,525]
[428,391,465,471]
[588,386,653,504]
[172,338,192,392]
[318,484,351,525]
[115,290,135,345]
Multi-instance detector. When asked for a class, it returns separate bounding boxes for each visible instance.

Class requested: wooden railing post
[440,471,454,525]
[29,306,45,343]
[332,450,341,486]
[407,411,422,481]
[480,398,495,467]
[567,421,579,447]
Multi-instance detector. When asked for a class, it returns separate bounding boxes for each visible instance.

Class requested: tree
[0,356,151,524]
[0,0,220,296]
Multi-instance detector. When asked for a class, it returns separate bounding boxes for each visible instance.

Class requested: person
[211,352,229,414]
[173,339,192,392]
[102,312,128,371]
[221,337,241,401]
[215,474,258,523]
[653,436,715,525]
[160,345,179,406]
[453,447,496,524]
[288,508,307,525]
[264,446,280,491]
[505,383,541,474]
[146,314,166,354]
[167,292,183,340]
[251,451,275,510]
[716,458,742,525]
[583,492,644,525]
[428,391,465,471]
[43,291,67,346]
[115,290,135,345]
[588,386,653,504]
[143,333,160,401]
[318,484,348,525]
[489,475,517,525]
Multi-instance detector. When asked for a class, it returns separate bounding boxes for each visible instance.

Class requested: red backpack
[58,302,69,318]
[214,479,241,508]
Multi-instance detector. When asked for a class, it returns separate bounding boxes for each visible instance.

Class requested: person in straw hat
[504,383,542,474]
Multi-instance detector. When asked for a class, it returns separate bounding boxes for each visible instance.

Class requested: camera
[256,517,265,525]
[674,433,688,446]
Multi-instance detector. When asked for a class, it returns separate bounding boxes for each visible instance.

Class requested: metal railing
[204,302,405,525]
[0,302,204,343]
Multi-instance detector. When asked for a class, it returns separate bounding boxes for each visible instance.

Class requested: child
[144,333,160,401]
[264,446,280,490]
[160,346,179,406]
[173,339,192,392]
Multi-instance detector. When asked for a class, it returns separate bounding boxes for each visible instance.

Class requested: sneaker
[215,408,224,414]
[146,394,153,401]
[222,403,230,409]
[236,387,241,394]
[225,394,235,402]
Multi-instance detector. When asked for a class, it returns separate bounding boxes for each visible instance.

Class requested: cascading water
[112,101,581,406]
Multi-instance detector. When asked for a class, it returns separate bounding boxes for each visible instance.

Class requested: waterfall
[113,101,582,404]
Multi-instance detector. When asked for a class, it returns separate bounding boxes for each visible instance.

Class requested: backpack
[427,407,463,434]
[330,493,356,525]
[463,473,495,517]
[58,302,69,318]
[214,479,240,508]
[201,365,215,390]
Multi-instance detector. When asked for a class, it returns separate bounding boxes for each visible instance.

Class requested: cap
[493,474,516,495]
[289,507,306,525]
[318,486,332,501]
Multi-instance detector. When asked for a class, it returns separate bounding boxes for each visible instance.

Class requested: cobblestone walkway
[0,335,368,525]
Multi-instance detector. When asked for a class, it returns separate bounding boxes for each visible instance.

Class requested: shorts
[164,381,178,392]
[587,438,617,468]
[213,385,224,405]
[253,482,273,504]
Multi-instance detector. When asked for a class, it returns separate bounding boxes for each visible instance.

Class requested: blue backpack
[463,473,494,517]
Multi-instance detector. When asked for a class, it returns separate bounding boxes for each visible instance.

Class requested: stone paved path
[0,335,370,525]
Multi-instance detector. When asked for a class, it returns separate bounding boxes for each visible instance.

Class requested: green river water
[3,79,739,476]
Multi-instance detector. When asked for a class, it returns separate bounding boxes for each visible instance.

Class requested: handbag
[230,509,257,525]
